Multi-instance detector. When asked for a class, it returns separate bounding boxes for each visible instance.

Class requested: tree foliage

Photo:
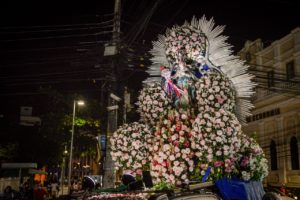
[1,88,101,168]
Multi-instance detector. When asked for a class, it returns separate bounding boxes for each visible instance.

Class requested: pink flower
[241,156,249,167]
[216,95,225,104]
[136,169,142,175]
[214,161,224,167]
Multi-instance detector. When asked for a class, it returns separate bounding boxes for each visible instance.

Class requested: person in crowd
[72,182,79,193]
[50,181,59,199]
[22,182,33,200]
[280,184,287,195]
[33,184,47,200]
[3,186,14,200]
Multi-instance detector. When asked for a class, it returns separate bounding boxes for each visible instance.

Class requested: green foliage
[152,181,175,191]
[93,184,127,193]
[251,132,258,141]
[29,88,101,166]
[0,143,18,160]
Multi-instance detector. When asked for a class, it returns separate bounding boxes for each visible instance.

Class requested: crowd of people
[2,180,60,200]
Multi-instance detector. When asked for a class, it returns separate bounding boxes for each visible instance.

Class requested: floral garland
[195,71,235,112]
[137,82,171,125]
[190,107,242,181]
[110,122,153,173]
[236,134,269,181]
[86,193,148,200]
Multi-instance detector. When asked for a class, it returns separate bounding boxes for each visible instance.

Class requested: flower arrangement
[109,17,267,192]
[149,109,195,186]
[190,106,242,181]
[137,82,171,125]
[110,122,153,173]
[165,26,207,65]
[195,71,235,112]
[86,193,149,200]
[236,134,269,181]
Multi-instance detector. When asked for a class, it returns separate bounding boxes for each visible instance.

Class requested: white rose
[217,130,223,136]
[170,155,175,161]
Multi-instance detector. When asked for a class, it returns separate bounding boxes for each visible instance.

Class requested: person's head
[4,186,12,193]
[37,183,42,189]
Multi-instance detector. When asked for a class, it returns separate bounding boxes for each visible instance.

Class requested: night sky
[0,0,299,115]
[1,0,299,48]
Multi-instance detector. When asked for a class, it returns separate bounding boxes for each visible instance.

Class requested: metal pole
[68,100,76,194]
[113,0,121,43]
[18,168,22,187]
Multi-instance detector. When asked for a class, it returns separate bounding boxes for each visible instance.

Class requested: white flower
[208,95,214,100]
[170,155,175,161]
[217,130,223,136]
[216,150,222,156]
[174,160,179,166]
[200,140,205,146]
[206,128,212,132]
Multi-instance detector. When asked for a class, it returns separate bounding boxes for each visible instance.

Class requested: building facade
[238,27,300,187]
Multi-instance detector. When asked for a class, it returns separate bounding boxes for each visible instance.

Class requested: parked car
[263,186,298,200]
[82,175,102,191]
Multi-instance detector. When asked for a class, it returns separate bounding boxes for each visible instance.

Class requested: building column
[292,27,300,52]
[258,122,265,148]
[276,117,286,184]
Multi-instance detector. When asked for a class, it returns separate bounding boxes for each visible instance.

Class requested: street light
[68,100,85,194]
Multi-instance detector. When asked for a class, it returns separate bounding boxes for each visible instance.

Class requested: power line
[0,66,110,79]
[0,25,113,35]
[0,19,114,30]
[0,87,110,97]
[0,31,113,42]
[0,43,105,53]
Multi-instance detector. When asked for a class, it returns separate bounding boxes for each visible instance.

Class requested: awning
[28,169,48,175]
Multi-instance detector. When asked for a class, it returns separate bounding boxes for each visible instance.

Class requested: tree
[3,88,102,168]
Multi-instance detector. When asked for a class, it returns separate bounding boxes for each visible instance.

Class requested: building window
[286,61,295,81]
[267,70,274,87]
[245,52,251,63]
[290,136,299,170]
[270,140,278,170]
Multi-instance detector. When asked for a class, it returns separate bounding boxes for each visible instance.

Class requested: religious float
[84,16,269,200]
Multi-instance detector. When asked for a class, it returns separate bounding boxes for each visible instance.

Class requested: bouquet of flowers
[110,122,153,173]
[235,134,269,181]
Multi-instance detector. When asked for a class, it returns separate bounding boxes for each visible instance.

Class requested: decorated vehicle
[85,16,271,200]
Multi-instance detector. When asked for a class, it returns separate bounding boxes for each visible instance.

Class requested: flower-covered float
[89,16,269,200]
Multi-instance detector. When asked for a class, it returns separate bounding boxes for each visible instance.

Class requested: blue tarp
[215,178,265,200]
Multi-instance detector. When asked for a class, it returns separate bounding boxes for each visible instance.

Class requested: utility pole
[102,0,121,188]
